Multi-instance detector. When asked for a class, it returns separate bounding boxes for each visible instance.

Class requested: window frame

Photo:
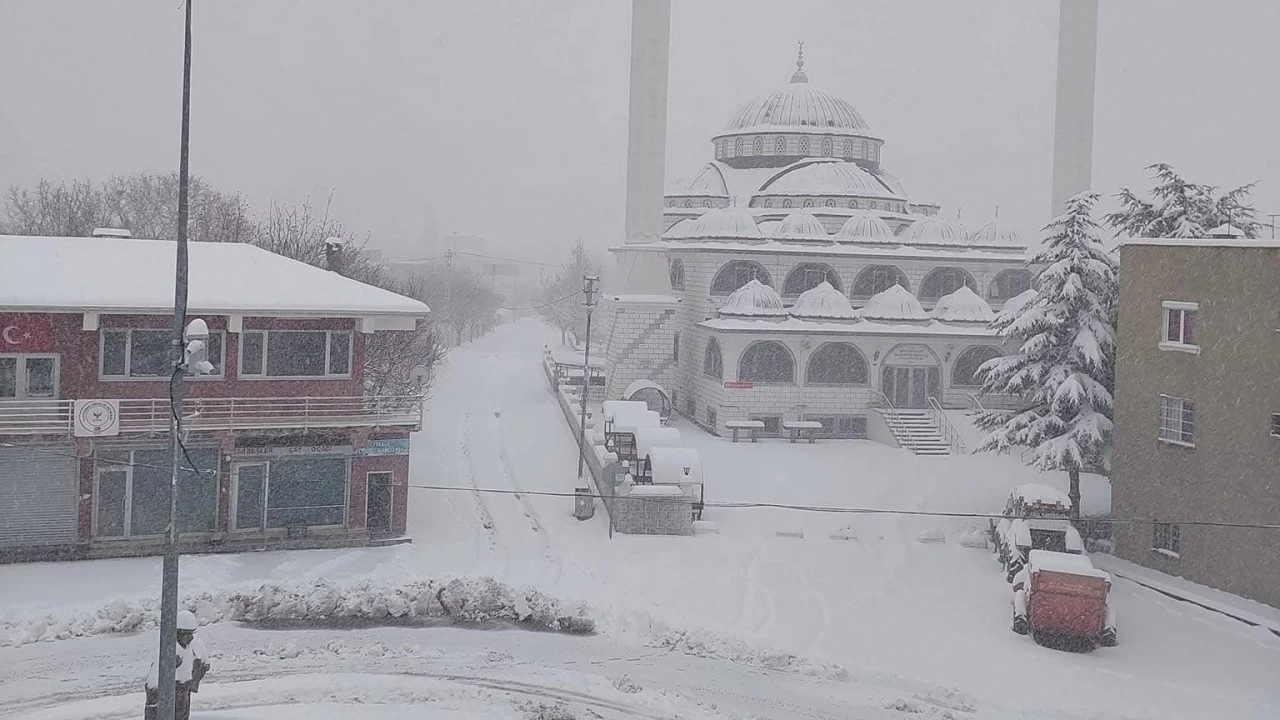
[1158,394,1196,447]
[668,258,686,291]
[99,328,226,381]
[238,329,354,380]
[92,446,220,539]
[703,338,724,380]
[1153,522,1181,557]
[804,342,869,386]
[738,340,796,385]
[1271,413,1280,439]
[1159,301,1200,354]
[0,353,61,399]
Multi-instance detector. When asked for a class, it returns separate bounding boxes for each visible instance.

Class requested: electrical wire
[3,441,1278,531]
[501,289,583,312]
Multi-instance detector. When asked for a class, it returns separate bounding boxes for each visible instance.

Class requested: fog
[2,0,1277,261]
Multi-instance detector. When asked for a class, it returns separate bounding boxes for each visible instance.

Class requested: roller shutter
[0,443,79,548]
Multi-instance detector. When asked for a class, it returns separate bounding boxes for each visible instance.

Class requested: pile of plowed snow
[0,576,592,647]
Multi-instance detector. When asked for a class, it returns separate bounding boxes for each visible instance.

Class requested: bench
[724,420,765,443]
[782,420,824,444]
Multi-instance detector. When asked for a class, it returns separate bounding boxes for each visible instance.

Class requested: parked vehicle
[1001,517,1084,582]
[1012,550,1117,648]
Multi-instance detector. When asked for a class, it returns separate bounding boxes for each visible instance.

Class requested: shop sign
[356,438,411,457]
[723,381,754,389]
[232,444,354,458]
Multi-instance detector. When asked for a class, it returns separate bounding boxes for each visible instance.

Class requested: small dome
[760,162,903,200]
[836,211,895,242]
[676,208,761,240]
[970,219,1023,246]
[772,211,828,239]
[719,279,786,317]
[665,163,729,197]
[905,216,969,245]
[931,286,996,323]
[788,281,858,320]
[998,288,1038,318]
[860,284,929,321]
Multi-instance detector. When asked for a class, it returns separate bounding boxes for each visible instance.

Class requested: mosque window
[703,199,712,208]
[739,341,795,384]
[844,139,853,158]
[703,338,723,380]
[825,199,836,207]
[852,265,909,298]
[761,198,772,208]
[803,198,815,208]
[669,259,686,291]
[822,137,833,156]
[806,343,869,385]
[849,199,858,209]
[782,199,793,208]
[776,137,787,154]
[862,140,869,157]
[920,267,979,302]
[753,136,764,155]
[711,260,772,294]
[684,200,692,208]
[799,136,810,154]
[734,137,743,156]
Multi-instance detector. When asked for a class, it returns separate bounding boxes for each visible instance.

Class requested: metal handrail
[967,393,987,413]
[867,389,917,453]
[927,396,967,455]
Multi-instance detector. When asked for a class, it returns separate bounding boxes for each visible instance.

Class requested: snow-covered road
[2,318,1279,719]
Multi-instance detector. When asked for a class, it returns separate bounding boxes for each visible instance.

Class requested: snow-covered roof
[665,163,729,197]
[642,239,1028,263]
[1123,237,1280,249]
[551,349,606,368]
[1207,223,1246,238]
[969,219,1024,247]
[1028,550,1110,581]
[700,316,997,338]
[859,284,929,321]
[758,161,903,200]
[903,216,969,246]
[718,67,876,137]
[0,235,429,318]
[1014,483,1071,506]
[601,400,649,423]
[772,211,829,239]
[632,427,682,459]
[999,288,1038,317]
[668,207,761,240]
[931,286,995,323]
[718,279,787,317]
[788,282,858,320]
[835,212,895,243]
[645,446,703,486]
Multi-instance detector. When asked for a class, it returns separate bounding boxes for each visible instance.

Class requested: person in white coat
[144,610,210,720]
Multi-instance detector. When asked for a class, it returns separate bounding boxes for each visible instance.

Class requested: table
[782,420,824,444]
[725,420,765,443]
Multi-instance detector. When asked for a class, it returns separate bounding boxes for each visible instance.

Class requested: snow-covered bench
[724,420,765,443]
[782,420,824,444]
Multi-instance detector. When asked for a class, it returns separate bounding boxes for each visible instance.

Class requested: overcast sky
[2,0,1278,261]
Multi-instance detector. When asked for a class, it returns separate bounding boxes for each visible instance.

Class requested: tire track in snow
[795,563,833,656]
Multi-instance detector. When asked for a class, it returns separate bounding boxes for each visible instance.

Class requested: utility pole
[156,2,194,720]
[444,249,455,346]
[576,275,599,479]
[1268,214,1279,240]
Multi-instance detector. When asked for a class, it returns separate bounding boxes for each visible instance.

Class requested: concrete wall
[601,298,680,401]
[1112,243,1280,608]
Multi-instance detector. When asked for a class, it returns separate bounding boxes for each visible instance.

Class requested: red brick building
[0,233,430,560]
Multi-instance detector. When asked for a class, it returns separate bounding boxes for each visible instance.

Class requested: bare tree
[535,239,597,347]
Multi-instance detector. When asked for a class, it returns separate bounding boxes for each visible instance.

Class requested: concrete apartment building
[1112,237,1280,608]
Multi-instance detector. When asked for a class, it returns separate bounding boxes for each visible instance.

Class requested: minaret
[1050,0,1100,218]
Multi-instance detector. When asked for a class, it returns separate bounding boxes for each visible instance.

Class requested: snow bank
[0,576,593,648]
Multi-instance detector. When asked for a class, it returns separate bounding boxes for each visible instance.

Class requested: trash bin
[574,487,595,520]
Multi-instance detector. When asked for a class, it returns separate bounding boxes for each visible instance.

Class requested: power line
[501,289,582,311]
[4,441,1278,531]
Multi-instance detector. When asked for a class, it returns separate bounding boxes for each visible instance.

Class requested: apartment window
[1161,301,1198,352]
[240,330,352,378]
[1153,522,1181,556]
[1271,413,1280,438]
[101,328,224,378]
[1158,395,1195,446]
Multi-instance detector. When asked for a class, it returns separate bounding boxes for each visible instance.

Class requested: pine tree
[976,192,1118,518]
[1106,163,1260,238]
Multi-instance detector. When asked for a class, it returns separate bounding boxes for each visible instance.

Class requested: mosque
[601,48,1031,444]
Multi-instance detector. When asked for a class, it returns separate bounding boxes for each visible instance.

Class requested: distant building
[0,234,429,560]
[1111,238,1280,608]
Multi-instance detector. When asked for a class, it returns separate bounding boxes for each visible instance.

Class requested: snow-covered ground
[2,318,1279,720]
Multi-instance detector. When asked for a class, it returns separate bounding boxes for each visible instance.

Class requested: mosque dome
[970,219,1024,247]
[860,284,930,321]
[788,282,858,320]
[904,216,969,246]
[772,211,829,239]
[931,286,996,323]
[667,207,760,240]
[718,279,787,317]
[836,211,895,242]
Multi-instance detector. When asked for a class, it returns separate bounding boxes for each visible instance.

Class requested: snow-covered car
[1003,518,1084,583]
[1012,550,1117,648]
[991,484,1076,576]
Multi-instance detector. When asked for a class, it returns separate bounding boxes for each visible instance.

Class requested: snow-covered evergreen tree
[1106,162,1260,238]
[976,192,1118,518]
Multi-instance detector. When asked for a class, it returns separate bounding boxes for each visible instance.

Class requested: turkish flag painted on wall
[0,314,56,352]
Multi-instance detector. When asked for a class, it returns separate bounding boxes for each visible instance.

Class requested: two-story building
[0,233,430,560]
[1112,237,1280,608]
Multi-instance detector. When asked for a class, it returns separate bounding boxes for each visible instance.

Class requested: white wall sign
[74,399,121,437]
[232,445,354,458]
[883,344,939,367]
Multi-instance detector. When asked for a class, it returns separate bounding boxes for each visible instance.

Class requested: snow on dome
[772,211,828,239]
[788,281,858,319]
[860,284,929,321]
[905,216,969,245]
[718,279,786,317]
[677,207,761,240]
[931,285,996,323]
[999,288,1038,318]
[836,211,895,242]
[970,219,1024,246]
[720,60,874,136]
[760,162,903,200]
[665,163,729,197]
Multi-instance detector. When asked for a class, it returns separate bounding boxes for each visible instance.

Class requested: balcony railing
[0,396,422,437]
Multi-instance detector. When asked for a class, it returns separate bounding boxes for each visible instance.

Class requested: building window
[1161,301,1198,351]
[703,338,724,379]
[806,343,869,385]
[822,137,833,156]
[734,137,743,157]
[825,199,836,207]
[920,267,979,302]
[753,136,764,154]
[240,330,352,378]
[265,457,348,527]
[95,447,219,538]
[848,199,858,209]
[783,262,842,295]
[102,328,225,378]
[738,341,795,384]
[799,137,810,154]
[775,137,786,154]
[843,139,854,158]
[804,414,867,439]
[802,198,815,208]
[952,345,1003,387]
[851,265,909,298]
[1271,413,1280,437]
[1153,522,1181,556]
[782,199,793,208]
[1159,395,1195,446]
[703,199,712,208]
[684,199,693,208]
[749,414,783,437]
[989,269,1033,300]
[710,260,772,295]
[672,332,680,363]
[861,140,869,157]
[761,198,772,208]
[668,259,685,290]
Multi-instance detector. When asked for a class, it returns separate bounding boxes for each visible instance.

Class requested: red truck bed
[1029,570,1109,638]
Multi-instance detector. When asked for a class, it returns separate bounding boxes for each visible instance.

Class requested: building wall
[1112,244,1280,608]
[600,299,680,401]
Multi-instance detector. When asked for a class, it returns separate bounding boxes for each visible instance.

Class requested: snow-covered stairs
[876,409,951,455]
